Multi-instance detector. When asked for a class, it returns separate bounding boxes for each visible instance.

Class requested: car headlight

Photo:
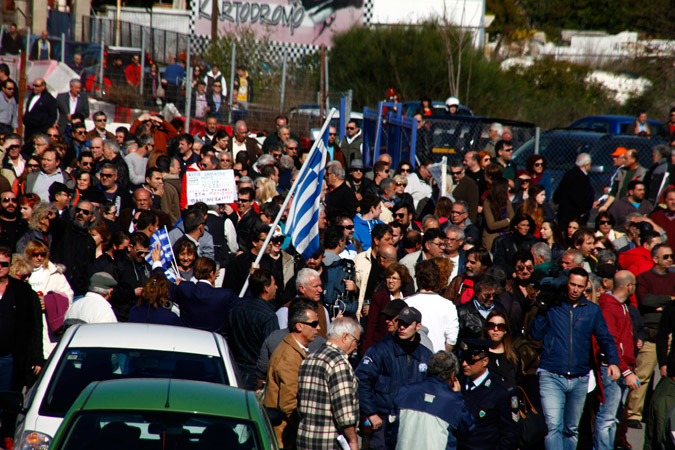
[19,431,51,450]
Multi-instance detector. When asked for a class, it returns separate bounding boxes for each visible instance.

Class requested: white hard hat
[445,96,460,107]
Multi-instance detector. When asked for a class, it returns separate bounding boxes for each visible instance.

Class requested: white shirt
[233,140,247,161]
[69,94,78,114]
[405,173,433,209]
[404,292,459,352]
[449,254,460,282]
[277,305,330,330]
[28,94,41,112]
[64,291,117,324]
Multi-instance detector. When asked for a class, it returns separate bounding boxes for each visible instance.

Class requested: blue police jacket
[355,333,433,417]
[530,296,619,376]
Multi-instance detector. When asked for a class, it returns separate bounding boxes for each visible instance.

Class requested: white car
[10,323,240,450]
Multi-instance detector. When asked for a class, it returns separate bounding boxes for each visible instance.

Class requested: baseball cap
[381,299,407,319]
[610,147,627,157]
[397,306,422,326]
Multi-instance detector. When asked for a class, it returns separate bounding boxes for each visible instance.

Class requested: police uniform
[458,339,520,450]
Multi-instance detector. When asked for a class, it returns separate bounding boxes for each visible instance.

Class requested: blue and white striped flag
[286,137,327,260]
[145,226,178,282]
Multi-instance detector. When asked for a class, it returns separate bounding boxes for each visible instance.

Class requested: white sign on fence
[186,170,237,205]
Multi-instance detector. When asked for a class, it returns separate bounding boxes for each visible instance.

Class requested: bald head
[614,270,635,290]
[379,245,398,268]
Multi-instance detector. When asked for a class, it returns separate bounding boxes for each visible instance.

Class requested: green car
[48,378,280,450]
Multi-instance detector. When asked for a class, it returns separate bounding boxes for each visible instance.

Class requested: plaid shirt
[297,342,359,450]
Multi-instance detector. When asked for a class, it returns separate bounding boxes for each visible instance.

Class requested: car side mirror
[0,391,25,414]
[265,407,285,427]
[589,165,604,174]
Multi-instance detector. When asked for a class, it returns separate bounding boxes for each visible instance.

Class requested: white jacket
[29,262,74,359]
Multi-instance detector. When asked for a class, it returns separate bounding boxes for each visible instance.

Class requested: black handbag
[517,385,548,447]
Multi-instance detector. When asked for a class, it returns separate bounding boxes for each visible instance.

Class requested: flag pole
[238,108,337,297]
[163,226,181,276]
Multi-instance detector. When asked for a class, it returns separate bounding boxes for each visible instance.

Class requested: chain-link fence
[511,128,670,197]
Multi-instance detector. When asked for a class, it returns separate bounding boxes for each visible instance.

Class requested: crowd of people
[1,39,675,448]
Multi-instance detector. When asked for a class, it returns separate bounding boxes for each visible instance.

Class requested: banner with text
[186,170,237,205]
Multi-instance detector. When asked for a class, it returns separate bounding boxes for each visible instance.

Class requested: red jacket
[618,246,654,278]
[598,293,636,373]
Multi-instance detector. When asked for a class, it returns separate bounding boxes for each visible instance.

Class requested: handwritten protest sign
[186,170,237,205]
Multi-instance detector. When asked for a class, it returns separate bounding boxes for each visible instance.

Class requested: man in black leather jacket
[457,274,505,340]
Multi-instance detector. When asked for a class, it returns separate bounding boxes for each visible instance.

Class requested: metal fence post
[99,32,105,95]
[140,31,145,96]
[344,89,352,138]
[279,48,287,113]
[25,27,31,57]
[61,33,65,63]
[534,126,540,154]
[339,96,346,141]
[325,54,329,114]
[228,42,236,124]
[185,35,192,132]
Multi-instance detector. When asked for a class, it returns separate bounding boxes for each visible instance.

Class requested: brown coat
[482,198,514,251]
[226,136,262,165]
[264,333,307,448]
[85,129,115,141]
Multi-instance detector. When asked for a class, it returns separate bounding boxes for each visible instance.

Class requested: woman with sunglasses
[594,211,625,243]
[526,154,552,201]
[24,240,73,358]
[481,310,519,388]
[478,151,492,169]
[395,161,413,177]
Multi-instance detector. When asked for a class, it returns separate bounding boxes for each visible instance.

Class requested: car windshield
[40,348,228,418]
[58,411,261,450]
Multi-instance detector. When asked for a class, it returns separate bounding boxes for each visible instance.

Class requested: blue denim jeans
[594,369,626,450]
[539,370,590,450]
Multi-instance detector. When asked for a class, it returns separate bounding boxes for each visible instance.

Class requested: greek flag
[145,226,178,282]
[286,138,327,260]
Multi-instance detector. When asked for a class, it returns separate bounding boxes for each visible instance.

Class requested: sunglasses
[81,162,93,166]
[534,162,544,167]
[300,320,320,328]
[95,119,106,122]
[329,133,336,136]
[395,182,406,187]
[237,198,251,203]
[27,163,40,169]
[486,321,507,332]
[341,225,354,230]
[399,168,411,173]
[450,170,463,175]
[135,249,150,255]
[351,168,363,172]
[31,252,47,258]
[286,146,298,150]
[271,237,284,244]
[4,87,14,91]
[33,83,44,87]
[6,144,20,150]
[394,213,406,219]
[0,261,9,267]
[598,220,611,225]
[346,127,356,130]
[75,131,86,135]
[663,254,674,260]
[516,265,534,272]
[1,197,17,203]
[75,207,92,216]
[48,134,59,138]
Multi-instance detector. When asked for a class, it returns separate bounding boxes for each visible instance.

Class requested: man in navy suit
[23,78,57,140]
[56,79,89,131]
[170,257,241,331]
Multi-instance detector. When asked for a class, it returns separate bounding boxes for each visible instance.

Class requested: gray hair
[89,285,112,296]
[326,161,345,180]
[596,249,617,265]
[531,242,551,262]
[285,138,298,148]
[103,139,120,155]
[279,154,295,170]
[238,176,253,186]
[575,152,591,168]
[563,248,584,265]
[139,134,154,147]
[490,123,503,136]
[445,224,465,240]
[29,202,57,231]
[278,125,290,134]
[69,78,82,87]
[428,351,460,381]
[256,154,275,169]
[326,317,363,340]
[453,199,469,213]
[379,177,394,194]
[654,144,671,159]
[296,268,320,291]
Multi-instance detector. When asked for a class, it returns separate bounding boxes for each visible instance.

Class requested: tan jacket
[264,333,307,448]
[354,248,373,317]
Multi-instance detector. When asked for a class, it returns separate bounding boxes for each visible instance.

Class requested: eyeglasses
[4,87,14,91]
[271,237,284,245]
[286,146,298,150]
[486,321,507,331]
[99,173,114,178]
[75,131,86,135]
[399,168,411,173]
[33,83,44,87]
[47,133,59,138]
[347,333,360,344]
[516,264,534,272]
[6,144,20,150]
[329,133,336,136]
[95,119,106,123]
[534,162,544,167]
[237,198,251,203]
[351,168,363,172]
[481,292,496,299]
[75,207,92,216]
[450,170,463,175]
[0,261,9,268]
[663,254,674,260]
[395,182,406,187]
[81,162,93,166]
[135,249,150,255]
[598,220,611,225]
[31,252,47,258]
[394,213,406,219]
[300,320,320,328]
[27,163,40,169]
[341,225,354,230]
[450,210,466,215]
[1,197,17,203]
[346,127,356,130]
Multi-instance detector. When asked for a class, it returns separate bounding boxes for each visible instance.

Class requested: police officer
[459,339,520,450]
[355,306,433,450]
